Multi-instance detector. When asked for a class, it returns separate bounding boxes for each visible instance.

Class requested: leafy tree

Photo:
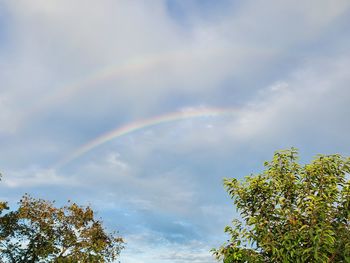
[0,173,9,215]
[0,194,124,263]
[213,148,350,262]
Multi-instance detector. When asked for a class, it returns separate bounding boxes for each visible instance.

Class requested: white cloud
[2,167,75,188]
[73,153,198,215]
[221,54,350,149]
[7,0,346,126]
[121,233,216,263]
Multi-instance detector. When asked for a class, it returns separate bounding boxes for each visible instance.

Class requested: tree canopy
[0,182,123,263]
[214,148,350,262]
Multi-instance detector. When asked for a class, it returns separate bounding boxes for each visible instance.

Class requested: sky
[0,0,350,262]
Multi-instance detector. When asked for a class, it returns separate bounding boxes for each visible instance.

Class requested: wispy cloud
[2,167,75,188]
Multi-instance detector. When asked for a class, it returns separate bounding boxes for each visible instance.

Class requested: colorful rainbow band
[53,107,238,169]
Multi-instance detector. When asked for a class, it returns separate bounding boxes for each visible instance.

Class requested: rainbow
[21,47,227,128]
[53,107,239,169]
[20,52,176,127]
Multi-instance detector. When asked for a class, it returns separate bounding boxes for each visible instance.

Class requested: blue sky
[1,0,350,262]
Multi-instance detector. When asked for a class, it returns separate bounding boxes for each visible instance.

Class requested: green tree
[0,194,124,263]
[0,173,9,215]
[214,148,350,262]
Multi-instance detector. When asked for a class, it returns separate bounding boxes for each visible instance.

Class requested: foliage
[0,173,9,215]
[0,194,124,263]
[213,148,350,262]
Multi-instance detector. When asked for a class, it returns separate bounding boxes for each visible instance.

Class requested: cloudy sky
[1,0,350,262]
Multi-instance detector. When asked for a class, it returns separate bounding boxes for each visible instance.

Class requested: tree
[213,148,350,262]
[0,194,124,263]
[0,173,9,216]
